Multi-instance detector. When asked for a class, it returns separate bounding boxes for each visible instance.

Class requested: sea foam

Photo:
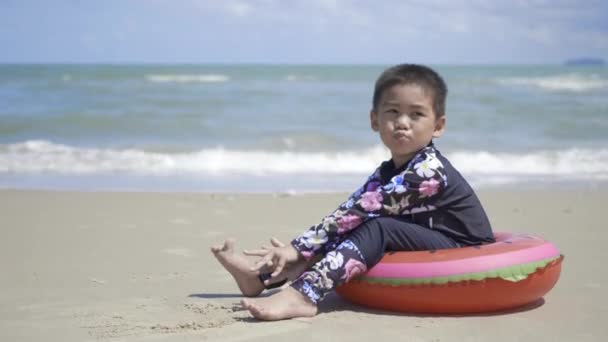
[497,73,608,92]
[145,74,230,83]
[2,140,608,182]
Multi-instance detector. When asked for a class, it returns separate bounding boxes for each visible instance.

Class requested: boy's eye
[412,112,424,118]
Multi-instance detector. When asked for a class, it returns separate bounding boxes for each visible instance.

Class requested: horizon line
[0,61,586,67]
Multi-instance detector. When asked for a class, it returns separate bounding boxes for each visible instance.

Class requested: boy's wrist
[287,245,304,262]
[289,238,314,261]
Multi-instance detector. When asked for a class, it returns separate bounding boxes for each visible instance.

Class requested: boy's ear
[432,116,446,138]
[370,110,379,132]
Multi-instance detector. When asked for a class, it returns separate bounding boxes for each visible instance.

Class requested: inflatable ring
[336,232,563,314]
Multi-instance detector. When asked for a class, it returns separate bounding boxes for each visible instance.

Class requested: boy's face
[370,83,445,167]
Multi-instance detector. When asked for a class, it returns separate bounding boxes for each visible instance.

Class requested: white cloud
[137,0,608,62]
[3,0,605,63]
[225,1,253,17]
[315,0,340,12]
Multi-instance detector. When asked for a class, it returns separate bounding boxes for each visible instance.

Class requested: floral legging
[290,217,460,304]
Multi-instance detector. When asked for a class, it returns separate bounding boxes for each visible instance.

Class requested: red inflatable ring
[336,232,563,314]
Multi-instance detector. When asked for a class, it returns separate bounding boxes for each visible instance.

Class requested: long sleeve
[291,145,448,260]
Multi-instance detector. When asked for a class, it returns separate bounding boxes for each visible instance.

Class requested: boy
[212,64,494,320]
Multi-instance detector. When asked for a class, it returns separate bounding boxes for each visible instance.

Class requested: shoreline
[1,189,606,341]
[3,173,608,195]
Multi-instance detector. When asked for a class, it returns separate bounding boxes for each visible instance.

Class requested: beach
[1,189,606,341]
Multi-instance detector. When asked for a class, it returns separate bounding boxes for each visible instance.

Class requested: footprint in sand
[89,277,107,285]
[182,302,248,328]
[78,299,246,339]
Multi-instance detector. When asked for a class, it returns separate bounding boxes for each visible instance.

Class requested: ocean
[1,64,607,192]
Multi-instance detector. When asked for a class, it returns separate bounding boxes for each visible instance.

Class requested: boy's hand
[244,239,302,280]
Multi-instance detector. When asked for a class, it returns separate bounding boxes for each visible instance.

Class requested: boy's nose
[395,115,411,130]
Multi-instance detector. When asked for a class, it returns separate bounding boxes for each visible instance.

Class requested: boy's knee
[348,219,383,243]
[356,217,396,240]
[346,219,389,267]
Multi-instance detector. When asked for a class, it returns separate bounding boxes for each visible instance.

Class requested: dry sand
[0,189,606,341]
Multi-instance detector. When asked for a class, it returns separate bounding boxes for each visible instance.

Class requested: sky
[1,0,607,64]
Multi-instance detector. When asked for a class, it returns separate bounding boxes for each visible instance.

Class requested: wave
[497,73,608,92]
[285,74,317,81]
[145,74,230,83]
[449,150,608,178]
[2,141,608,182]
[0,140,383,175]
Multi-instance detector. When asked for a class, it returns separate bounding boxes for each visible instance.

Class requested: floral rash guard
[291,143,494,261]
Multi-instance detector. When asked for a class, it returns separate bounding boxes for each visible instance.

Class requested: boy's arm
[291,146,448,261]
[289,171,380,261]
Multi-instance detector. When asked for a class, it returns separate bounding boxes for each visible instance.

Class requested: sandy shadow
[188,288,281,300]
[189,291,546,319]
[319,292,546,318]
[232,316,263,323]
[188,293,244,299]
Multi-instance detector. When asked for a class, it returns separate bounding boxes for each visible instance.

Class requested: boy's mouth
[393,131,410,140]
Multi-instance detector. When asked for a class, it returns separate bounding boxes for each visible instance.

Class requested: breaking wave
[2,140,608,181]
[497,73,608,92]
[145,74,230,83]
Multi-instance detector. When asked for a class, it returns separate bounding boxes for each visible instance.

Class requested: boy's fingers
[270,237,285,248]
[264,271,285,285]
[243,249,268,256]
[271,259,286,278]
[270,269,281,279]
[251,254,269,270]
[251,257,273,271]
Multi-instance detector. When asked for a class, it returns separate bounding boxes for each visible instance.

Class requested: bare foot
[241,287,317,321]
[210,239,264,297]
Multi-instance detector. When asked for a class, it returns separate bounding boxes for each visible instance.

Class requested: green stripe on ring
[356,256,562,286]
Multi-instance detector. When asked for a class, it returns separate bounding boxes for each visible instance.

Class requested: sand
[0,189,606,341]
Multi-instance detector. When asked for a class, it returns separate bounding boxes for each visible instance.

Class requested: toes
[241,299,264,319]
[242,299,261,315]
[212,239,236,253]
[222,238,235,252]
[240,298,251,310]
[248,304,266,319]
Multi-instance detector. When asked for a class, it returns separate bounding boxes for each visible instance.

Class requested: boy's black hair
[372,64,448,118]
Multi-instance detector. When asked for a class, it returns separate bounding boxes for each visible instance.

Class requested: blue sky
[2,0,607,64]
